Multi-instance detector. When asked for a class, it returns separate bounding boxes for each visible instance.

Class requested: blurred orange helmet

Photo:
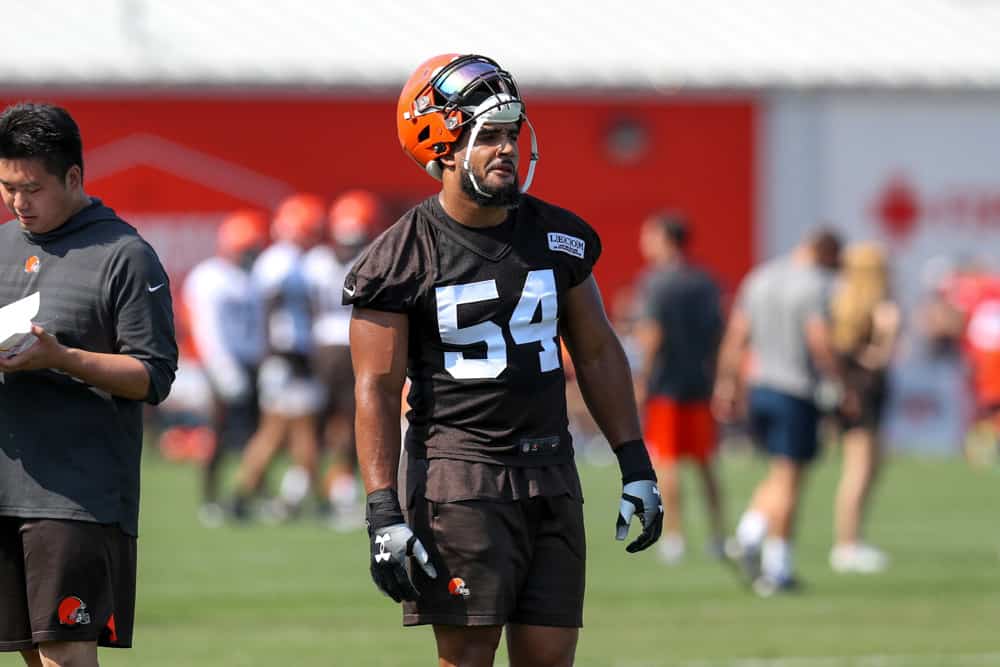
[272,193,325,247]
[396,53,538,192]
[217,210,269,257]
[329,189,385,247]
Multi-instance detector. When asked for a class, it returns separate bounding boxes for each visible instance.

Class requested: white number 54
[435,269,559,380]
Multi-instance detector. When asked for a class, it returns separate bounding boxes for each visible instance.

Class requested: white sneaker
[829,543,889,574]
[724,536,762,584]
[197,502,225,528]
[657,533,686,564]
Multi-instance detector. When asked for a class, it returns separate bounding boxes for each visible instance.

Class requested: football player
[303,190,387,528]
[346,54,663,666]
[230,194,327,521]
[182,210,269,526]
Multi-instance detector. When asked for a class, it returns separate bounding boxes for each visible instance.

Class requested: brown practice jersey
[344,195,601,466]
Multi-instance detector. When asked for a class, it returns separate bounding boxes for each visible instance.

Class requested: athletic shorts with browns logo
[0,518,136,651]
[400,456,586,628]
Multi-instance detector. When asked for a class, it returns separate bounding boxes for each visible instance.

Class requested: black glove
[365,488,437,602]
[613,440,664,553]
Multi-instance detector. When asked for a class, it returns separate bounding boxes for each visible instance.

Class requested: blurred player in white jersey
[303,189,387,528]
[231,194,327,521]
[182,210,269,526]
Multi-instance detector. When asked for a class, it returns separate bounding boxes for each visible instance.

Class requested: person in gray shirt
[0,103,177,666]
[713,228,844,596]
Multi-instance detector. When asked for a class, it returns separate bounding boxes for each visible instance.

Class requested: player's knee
[509,642,576,667]
[35,640,98,667]
[435,625,503,666]
[507,627,578,667]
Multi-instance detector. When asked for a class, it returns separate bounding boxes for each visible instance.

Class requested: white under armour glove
[613,441,665,553]
[366,488,437,602]
[616,480,664,553]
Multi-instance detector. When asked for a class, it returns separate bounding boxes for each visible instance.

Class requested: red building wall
[0,93,755,305]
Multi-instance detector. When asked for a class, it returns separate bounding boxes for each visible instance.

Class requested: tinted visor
[432,56,520,111]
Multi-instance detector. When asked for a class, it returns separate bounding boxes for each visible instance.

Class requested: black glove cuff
[365,487,405,533]
[614,440,657,484]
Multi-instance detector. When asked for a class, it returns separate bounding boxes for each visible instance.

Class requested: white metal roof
[6,0,1000,90]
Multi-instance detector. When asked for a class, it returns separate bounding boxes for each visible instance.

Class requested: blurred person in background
[916,256,965,360]
[303,189,386,529]
[633,211,726,564]
[230,193,327,521]
[713,228,844,596]
[827,242,900,573]
[939,259,1000,464]
[0,103,177,666]
[347,53,663,667]
[182,210,269,526]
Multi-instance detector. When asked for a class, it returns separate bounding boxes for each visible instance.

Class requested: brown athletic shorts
[0,518,136,651]
[401,457,586,628]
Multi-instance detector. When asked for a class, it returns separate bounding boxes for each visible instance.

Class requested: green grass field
[8,448,998,666]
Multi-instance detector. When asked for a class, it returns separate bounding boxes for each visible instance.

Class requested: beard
[460,167,521,208]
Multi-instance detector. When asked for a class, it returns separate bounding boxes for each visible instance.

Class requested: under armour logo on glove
[616,480,664,553]
[366,488,437,603]
[369,523,437,602]
[374,534,393,563]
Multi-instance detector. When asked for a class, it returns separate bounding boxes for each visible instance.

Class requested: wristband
[613,440,656,484]
[365,487,405,532]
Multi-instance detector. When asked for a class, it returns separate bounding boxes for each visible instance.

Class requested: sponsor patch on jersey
[547,233,585,259]
[24,256,40,273]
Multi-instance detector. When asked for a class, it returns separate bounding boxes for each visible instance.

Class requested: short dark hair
[808,226,843,270]
[0,103,84,180]
[648,210,690,249]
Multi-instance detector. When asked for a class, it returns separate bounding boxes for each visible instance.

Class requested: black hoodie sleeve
[108,238,178,404]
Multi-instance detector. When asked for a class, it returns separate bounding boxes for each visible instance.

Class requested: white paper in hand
[0,292,40,359]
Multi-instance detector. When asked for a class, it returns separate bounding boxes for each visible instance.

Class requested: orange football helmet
[329,189,386,247]
[271,193,325,247]
[396,53,538,193]
[217,209,269,258]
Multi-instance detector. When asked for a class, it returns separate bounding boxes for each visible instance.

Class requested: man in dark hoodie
[0,103,177,667]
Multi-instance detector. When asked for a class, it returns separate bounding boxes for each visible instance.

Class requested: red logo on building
[872,173,1000,241]
[872,176,921,241]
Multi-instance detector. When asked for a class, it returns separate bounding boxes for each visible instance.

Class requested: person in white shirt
[182,210,269,526]
[303,190,387,528]
[231,194,327,521]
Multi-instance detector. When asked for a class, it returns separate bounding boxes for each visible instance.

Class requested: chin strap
[425,94,539,196]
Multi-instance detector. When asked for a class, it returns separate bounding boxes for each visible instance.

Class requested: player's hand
[369,522,437,602]
[615,479,664,553]
[612,440,664,553]
[365,488,437,603]
[711,380,745,424]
